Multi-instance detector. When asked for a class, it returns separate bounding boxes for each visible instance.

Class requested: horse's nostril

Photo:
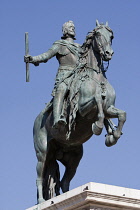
[106,51,114,56]
[106,51,110,55]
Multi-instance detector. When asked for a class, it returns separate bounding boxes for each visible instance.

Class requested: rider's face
[66,24,76,37]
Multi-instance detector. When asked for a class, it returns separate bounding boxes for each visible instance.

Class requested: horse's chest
[106,83,115,97]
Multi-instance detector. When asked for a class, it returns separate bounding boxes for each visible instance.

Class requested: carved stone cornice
[26,182,140,210]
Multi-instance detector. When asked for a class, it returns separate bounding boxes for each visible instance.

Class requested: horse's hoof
[105,134,118,147]
[92,122,103,135]
[38,198,45,204]
[113,130,121,140]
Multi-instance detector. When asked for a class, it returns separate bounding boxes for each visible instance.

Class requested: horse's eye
[95,32,100,36]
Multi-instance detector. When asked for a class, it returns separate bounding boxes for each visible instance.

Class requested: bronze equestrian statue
[24,20,126,204]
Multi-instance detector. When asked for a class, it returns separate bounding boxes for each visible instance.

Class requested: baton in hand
[25,32,30,82]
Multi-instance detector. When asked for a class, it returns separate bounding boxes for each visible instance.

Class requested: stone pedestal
[26,182,140,210]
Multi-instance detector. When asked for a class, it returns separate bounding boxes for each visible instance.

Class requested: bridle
[93,26,114,71]
[80,25,113,72]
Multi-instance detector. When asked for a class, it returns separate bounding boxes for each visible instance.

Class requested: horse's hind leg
[59,145,83,193]
[105,105,126,146]
[34,114,47,204]
[36,151,46,203]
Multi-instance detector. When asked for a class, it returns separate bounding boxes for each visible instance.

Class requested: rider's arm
[32,43,60,64]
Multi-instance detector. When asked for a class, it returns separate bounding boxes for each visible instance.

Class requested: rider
[25,21,82,128]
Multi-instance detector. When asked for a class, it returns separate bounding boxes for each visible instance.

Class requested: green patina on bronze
[24,20,126,204]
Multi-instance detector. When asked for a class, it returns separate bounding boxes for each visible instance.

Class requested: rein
[100,56,109,72]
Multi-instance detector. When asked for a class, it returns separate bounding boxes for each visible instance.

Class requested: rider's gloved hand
[24,55,33,63]
[24,55,39,66]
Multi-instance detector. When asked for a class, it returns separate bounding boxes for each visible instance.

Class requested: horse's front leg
[78,81,104,135]
[105,105,126,146]
[104,118,117,147]
[91,86,105,135]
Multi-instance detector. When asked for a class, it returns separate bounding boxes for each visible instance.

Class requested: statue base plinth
[26,182,140,210]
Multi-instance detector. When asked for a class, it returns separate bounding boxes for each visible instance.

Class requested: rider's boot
[53,91,67,129]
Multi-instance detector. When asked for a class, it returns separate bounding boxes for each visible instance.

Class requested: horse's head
[92,20,114,61]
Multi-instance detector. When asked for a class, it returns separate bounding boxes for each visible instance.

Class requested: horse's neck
[87,46,106,81]
[87,47,101,71]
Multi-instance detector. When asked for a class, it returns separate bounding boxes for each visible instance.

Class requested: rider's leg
[53,82,68,128]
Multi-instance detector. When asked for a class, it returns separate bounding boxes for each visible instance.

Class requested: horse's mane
[81,31,94,53]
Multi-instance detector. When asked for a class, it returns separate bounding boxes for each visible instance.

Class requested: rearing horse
[33,20,126,204]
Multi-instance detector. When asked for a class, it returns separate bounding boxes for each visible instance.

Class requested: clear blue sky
[1,1,140,209]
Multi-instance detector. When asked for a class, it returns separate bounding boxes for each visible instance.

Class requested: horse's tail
[43,157,60,200]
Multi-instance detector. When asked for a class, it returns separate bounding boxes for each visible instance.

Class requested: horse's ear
[96,19,100,26]
[106,21,108,26]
